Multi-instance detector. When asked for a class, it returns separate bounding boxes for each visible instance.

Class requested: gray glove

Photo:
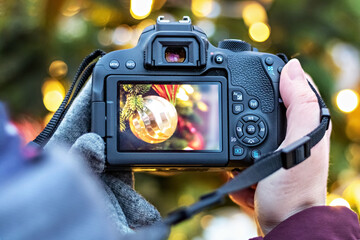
[46,78,161,234]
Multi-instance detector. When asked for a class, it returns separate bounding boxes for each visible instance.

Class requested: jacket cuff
[263,206,360,240]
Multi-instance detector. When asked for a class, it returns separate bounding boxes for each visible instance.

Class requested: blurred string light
[336,89,359,113]
[89,5,112,26]
[241,2,270,42]
[61,0,81,17]
[58,16,87,41]
[130,0,153,20]
[49,60,68,79]
[98,29,113,46]
[112,25,133,46]
[42,61,67,113]
[192,0,221,18]
[196,20,215,37]
[343,179,360,210]
[43,90,64,112]
[130,19,156,46]
[329,198,351,208]
[110,19,156,48]
[242,2,267,26]
[249,22,270,42]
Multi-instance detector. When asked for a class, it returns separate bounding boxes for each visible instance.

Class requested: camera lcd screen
[118,83,221,152]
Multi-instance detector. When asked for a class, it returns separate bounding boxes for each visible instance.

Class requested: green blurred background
[1,0,360,239]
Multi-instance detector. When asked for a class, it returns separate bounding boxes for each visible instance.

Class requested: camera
[91,16,287,171]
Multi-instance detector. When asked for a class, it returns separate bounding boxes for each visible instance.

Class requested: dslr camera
[91,16,287,171]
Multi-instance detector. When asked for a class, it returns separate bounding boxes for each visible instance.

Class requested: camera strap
[29,50,106,148]
[162,83,331,226]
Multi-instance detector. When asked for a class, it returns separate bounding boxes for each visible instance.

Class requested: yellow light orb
[49,60,68,79]
[191,0,214,18]
[42,79,65,96]
[336,89,359,113]
[130,0,153,20]
[329,197,351,208]
[44,112,54,125]
[43,91,64,112]
[242,2,267,26]
[249,22,270,42]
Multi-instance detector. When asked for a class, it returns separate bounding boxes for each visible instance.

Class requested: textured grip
[228,55,275,113]
[218,40,252,52]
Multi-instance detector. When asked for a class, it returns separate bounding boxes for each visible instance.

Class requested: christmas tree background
[1,0,360,239]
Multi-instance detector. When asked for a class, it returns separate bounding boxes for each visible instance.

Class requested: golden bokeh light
[43,90,64,112]
[44,112,54,125]
[242,2,268,26]
[41,79,65,96]
[249,22,270,42]
[336,89,359,113]
[191,0,214,18]
[130,0,153,20]
[49,60,68,79]
[329,197,351,208]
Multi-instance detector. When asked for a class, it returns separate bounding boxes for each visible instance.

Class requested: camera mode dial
[218,39,252,52]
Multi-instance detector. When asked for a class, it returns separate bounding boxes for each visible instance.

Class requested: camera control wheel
[235,114,268,147]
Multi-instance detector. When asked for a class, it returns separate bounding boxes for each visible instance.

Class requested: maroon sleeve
[249,206,360,240]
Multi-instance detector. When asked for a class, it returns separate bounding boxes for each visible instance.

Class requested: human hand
[229,59,331,235]
[45,78,161,233]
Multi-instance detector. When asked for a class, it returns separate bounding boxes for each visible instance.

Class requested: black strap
[163,81,331,226]
[29,50,106,148]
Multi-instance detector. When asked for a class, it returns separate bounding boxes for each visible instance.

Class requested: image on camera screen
[118,83,221,152]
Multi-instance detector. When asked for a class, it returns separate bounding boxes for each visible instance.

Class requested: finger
[229,187,255,211]
[69,132,106,173]
[279,59,320,146]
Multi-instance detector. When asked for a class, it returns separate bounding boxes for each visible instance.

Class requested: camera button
[258,121,266,138]
[232,104,244,114]
[125,60,136,69]
[246,124,256,135]
[248,99,259,109]
[214,54,224,64]
[233,145,245,156]
[109,60,120,69]
[265,57,274,66]
[242,115,259,122]
[236,121,244,138]
[251,149,261,159]
[232,91,243,101]
[242,137,260,145]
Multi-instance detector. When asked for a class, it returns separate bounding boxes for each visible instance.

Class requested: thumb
[279,59,320,146]
[69,132,106,173]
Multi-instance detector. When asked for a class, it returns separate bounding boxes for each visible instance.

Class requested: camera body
[91,16,287,171]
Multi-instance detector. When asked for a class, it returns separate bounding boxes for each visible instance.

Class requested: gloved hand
[45,78,161,234]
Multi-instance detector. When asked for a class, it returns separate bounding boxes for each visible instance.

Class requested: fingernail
[287,59,304,81]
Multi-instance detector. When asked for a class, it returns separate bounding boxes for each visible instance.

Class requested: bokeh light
[41,79,65,96]
[130,0,153,20]
[336,89,359,113]
[249,22,270,42]
[242,2,267,26]
[49,60,68,79]
[43,90,64,112]
[329,197,351,208]
[112,25,133,46]
[192,0,214,18]
[44,112,54,125]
